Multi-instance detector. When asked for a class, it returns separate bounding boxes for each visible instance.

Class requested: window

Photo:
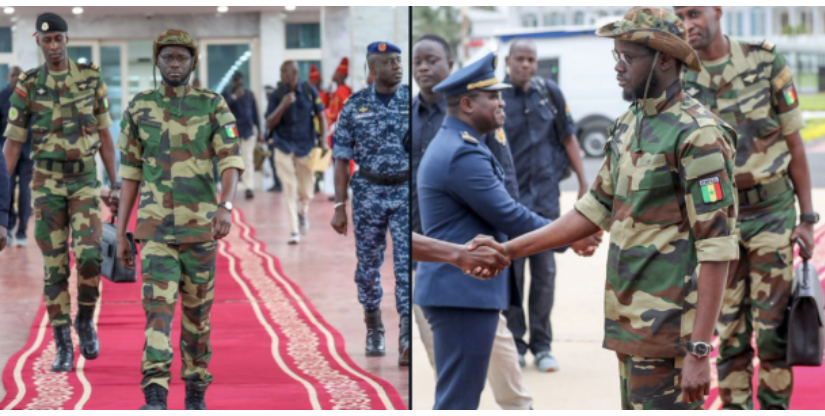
[574,11,585,25]
[543,12,565,27]
[206,44,251,93]
[737,11,744,36]
[751,8,764,36]
[286,23,321,49]
[522,13,538,28]
[0,28,11,53]
[297,61,321,83]
[0,64,8,90]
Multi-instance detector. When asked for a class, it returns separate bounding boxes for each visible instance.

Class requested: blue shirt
[502,77,576,219]
[0,84,32,157]
[414,116,549,311]
[334,84,409,176]
[222,87,261,139]
[411,94,519,234]
[265,82,325,157]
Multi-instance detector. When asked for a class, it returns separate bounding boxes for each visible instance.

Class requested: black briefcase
[101,218,137,283]
[787,241,824,367]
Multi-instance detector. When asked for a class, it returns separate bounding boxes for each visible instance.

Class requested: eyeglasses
[159,54,192,64]
[612,50,653,66]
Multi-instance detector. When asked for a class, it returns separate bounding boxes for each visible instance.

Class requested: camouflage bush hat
[153,29,199,69]
[596,6,701,72]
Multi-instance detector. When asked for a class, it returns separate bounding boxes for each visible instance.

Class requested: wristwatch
[800,212,820,224]
[110,182,121,190]
[218,201,234,212]
[686,341,714,358]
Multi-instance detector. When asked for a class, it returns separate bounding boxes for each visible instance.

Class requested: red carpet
[1,208,406,410]
[704,224,825,410]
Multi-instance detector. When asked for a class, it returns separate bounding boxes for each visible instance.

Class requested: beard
[622,71,659,102]
[162,72,191,87]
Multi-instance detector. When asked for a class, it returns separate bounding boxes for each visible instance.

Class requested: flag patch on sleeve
[783,86,797,106]
[225,124,239,138]
[700,177,723,203]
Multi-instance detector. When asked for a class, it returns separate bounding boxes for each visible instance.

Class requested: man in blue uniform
[0,66,33,246]
[502,39,588,372]
[412,34,534,410]
[415,52,599,410]
[331,41,410,366]
[223,71,262,200]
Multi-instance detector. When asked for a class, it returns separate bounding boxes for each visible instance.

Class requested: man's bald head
[509,39,537,57]
[280,60,299,87]
[506,39,538,89]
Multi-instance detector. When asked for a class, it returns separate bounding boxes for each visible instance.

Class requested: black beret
[36,13,68,34]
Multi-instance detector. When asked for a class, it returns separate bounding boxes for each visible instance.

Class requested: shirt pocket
[629,167,683,228]
[73,86,98,136]
[187,115,214,160]
[732,79,780,140]
[30,89,54,146]
[137,117,163,163]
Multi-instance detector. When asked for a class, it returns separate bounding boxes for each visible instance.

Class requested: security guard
[415,52,556,410]
[116,29,243,410]
[3,12,119,372]
[331,41,410,365]
[486,7,739,409]
[675,7,816,410]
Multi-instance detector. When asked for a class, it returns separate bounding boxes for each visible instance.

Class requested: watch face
[695,343,709,355]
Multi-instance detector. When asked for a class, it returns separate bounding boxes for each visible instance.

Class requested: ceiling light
[217,6,228,13]
[285,6,296,11]
[72,7,83,15]
[3,7,14,14]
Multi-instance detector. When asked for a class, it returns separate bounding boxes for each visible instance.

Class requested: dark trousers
[8,157,33,238]
[506,250,556,355]
[421,306,499,410]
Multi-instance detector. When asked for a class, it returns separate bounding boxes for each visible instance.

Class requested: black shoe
[51,324,74,372]
[74,305,100,360]
[398,315,410,366]
[364,309,386,357]
[245,189,254,199]
[139,384,168,410]
[268,184,282,193]
[185,385,207,410]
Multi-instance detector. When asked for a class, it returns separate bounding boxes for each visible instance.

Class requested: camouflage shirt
[683,38,804,190]
[118,85,244,244]
[4,60,112,161]
[574,83,739,357]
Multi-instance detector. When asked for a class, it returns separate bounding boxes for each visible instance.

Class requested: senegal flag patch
[784,86,797,106]
[700,177,723,204]
[225,124,239,138]
[103,97,109,110]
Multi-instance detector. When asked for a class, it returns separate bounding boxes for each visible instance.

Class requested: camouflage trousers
[140,240,217,391]
[617,353,703,410]
[717,189,796,410]
[351,176,410,316]
[32,169,102,327]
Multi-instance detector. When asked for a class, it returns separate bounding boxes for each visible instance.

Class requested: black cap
[36,13,68,34]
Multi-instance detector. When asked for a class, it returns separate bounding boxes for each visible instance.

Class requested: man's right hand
[463,235,511,278]
[281,92,296,108]
[330,205,348,236]
[117,234,135,270]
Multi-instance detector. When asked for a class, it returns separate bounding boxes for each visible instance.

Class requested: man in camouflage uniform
[479,7,740,409]
[331,41,410,365]
[115,29,243,410]
[3,12,119,372]
[676,6,817,410]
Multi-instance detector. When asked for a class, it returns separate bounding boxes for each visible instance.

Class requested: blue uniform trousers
[422,306,500,410]
[351,175,409,316]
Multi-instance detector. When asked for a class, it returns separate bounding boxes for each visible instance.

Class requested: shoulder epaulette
[19,67,40,82]
[748,40,775,52]
[460,130,479,145]
[77,62,99,72]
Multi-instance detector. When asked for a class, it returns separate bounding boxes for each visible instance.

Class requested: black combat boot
[185,384,208,410]
[398,315,410,366]
[74,305,100,359]
[51,324,74,372]
[139,384,168,410]
[364,309,386,357]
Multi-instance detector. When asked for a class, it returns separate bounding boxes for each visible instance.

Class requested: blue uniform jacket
[415,116,549,310]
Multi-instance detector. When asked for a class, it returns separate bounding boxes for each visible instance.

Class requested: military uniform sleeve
[3,79,32,143]
[448,146,549,238]
[769,52,804,136]
[212,95,245,177]
[678,126,739,263]
[94,75,113,130]
[333,98,355,161]
[575,151,615,231]
[117,108,143,181]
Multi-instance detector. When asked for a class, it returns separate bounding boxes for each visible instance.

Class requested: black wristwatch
[686,341,714,358]
[800,212,820,224]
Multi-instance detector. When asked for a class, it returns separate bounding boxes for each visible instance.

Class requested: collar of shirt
[637,80,685,117]
[442,115,485,143]
[503,75,538,97]
[413,93,446,117]
[159,84,191,98]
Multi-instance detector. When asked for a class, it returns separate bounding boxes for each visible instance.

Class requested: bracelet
[334,202,347,209]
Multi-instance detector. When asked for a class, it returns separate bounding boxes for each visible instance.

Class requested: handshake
[456,232,604,280]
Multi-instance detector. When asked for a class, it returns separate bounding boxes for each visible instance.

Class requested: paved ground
[412,138,825,410]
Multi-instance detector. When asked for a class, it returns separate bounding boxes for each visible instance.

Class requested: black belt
[35,157,96,174]
[738,176,792,206]
[358,169,408,186]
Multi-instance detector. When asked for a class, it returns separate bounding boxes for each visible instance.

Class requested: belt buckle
[758,186,769,202]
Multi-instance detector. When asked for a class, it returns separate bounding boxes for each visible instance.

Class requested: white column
[259,10,285,96]
[321,6,350,85]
